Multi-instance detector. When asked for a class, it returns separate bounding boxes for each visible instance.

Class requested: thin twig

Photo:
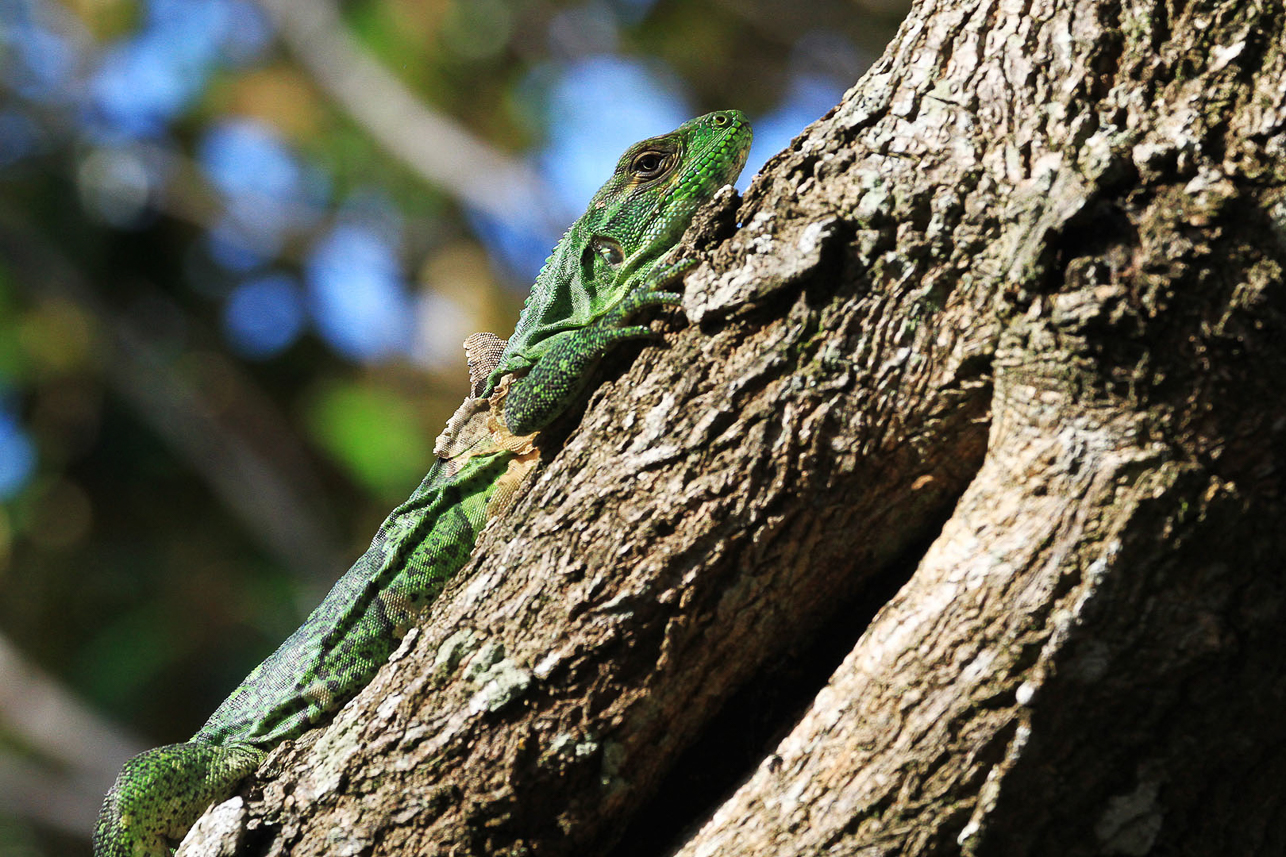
[255,0,564,230]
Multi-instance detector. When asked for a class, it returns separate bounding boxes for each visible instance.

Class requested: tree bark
[180,0,1286,853]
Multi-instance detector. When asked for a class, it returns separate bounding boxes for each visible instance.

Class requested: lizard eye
[593,237,624,267]
[630,150,669,179]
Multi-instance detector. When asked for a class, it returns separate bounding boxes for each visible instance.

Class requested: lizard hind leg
[94,742,264,857]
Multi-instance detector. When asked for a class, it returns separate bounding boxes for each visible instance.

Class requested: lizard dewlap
[93,110,751,857]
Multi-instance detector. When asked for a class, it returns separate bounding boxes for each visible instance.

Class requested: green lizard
[93,109,751,857]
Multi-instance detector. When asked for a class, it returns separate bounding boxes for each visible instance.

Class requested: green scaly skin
[93,110,751,857]
[492,110,752,433]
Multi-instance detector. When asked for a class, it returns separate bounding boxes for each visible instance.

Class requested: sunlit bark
[183,0,1286,853]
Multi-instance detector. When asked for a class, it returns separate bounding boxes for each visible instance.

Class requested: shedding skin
[94,111,751,857]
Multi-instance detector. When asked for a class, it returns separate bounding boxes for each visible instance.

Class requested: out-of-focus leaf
[304,380,433,499]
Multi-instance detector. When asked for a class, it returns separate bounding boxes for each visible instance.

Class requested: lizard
[93,109,752,857]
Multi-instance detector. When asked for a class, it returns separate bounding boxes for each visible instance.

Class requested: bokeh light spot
[539,55,691,213]
[77,146,153,227]
[0,408,35,500]
[305,222,413,362]
[199,118,302,204]
[198,118,326,267]
[88,34,201,139]
[222,273,307,360]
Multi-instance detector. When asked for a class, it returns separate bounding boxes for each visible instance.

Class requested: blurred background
[0,0,908,851]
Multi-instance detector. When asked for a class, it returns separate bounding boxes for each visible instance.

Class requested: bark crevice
[605,503,961,857]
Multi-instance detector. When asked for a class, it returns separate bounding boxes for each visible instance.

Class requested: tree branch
[185,0,1286,852]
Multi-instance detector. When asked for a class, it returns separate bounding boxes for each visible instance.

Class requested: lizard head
[587,110,753,263]
[481,111,753,398]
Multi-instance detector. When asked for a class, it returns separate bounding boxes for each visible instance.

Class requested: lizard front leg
[501,259,695,435]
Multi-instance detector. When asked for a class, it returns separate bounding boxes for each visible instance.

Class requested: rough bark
[180,0,1286,853]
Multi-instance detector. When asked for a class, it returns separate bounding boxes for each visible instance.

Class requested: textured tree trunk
[179,0,1286,853]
